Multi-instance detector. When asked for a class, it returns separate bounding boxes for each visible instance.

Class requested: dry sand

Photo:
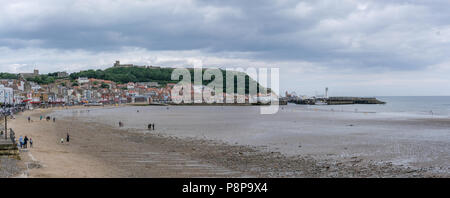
[10,107,245,177]
[10,108,119,177]
[6,106,448,178]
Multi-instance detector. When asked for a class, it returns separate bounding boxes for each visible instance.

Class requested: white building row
[0,85,14,105]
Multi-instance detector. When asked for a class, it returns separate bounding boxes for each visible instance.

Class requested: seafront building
[0,73,176,107]
[0,85,14,105]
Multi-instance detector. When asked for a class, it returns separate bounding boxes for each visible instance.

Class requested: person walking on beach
[119,121,123,127]
[28,116,31,123]
[66,133,70,143]
[30,138,33,148]
[53,117,56,122]
[19,136,23,149]
[148,123,152,130]
[152,123,155,130]
[24,136,29,149]
[40,115,43,121]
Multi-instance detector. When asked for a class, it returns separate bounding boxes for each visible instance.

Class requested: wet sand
[4,105,447,177]
[0,156,21,178]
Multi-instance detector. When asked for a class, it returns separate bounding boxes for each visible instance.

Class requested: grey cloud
[1,0,450,72]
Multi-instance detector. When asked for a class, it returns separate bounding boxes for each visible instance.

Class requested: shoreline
[129,103,274,106]
[4,106,447,177]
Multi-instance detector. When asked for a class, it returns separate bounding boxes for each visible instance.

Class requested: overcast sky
[1,0,449,96]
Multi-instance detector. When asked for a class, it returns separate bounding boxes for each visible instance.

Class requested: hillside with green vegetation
[69,67,266,94]
[0,73,18,79]
[22,66,266,93]
[26,75,56,84]
[69,67,175,84]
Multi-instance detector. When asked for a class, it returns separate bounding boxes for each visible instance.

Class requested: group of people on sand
[18,136,33,149]
[24,115,64,148]
[148,123,155,130]
[60,133,70,144]
[28,115,56,123]
[118,121,155,130]
[135,109,156,130]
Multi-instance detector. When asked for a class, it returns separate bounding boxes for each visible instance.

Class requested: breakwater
[293,97,386,105]
[327,97,386,105]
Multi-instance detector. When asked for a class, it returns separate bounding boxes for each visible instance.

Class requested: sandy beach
[9,107,240,177]
[3,105,447,178]
[8,108,118,177]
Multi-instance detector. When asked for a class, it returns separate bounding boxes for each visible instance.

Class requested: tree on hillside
[68,67,263,94]
[0,73,18,79]
[27,75,55,84]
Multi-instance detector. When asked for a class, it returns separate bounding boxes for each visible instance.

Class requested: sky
[1,0,450,96]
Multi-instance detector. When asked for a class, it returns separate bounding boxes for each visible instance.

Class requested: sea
[311,96,450,118]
